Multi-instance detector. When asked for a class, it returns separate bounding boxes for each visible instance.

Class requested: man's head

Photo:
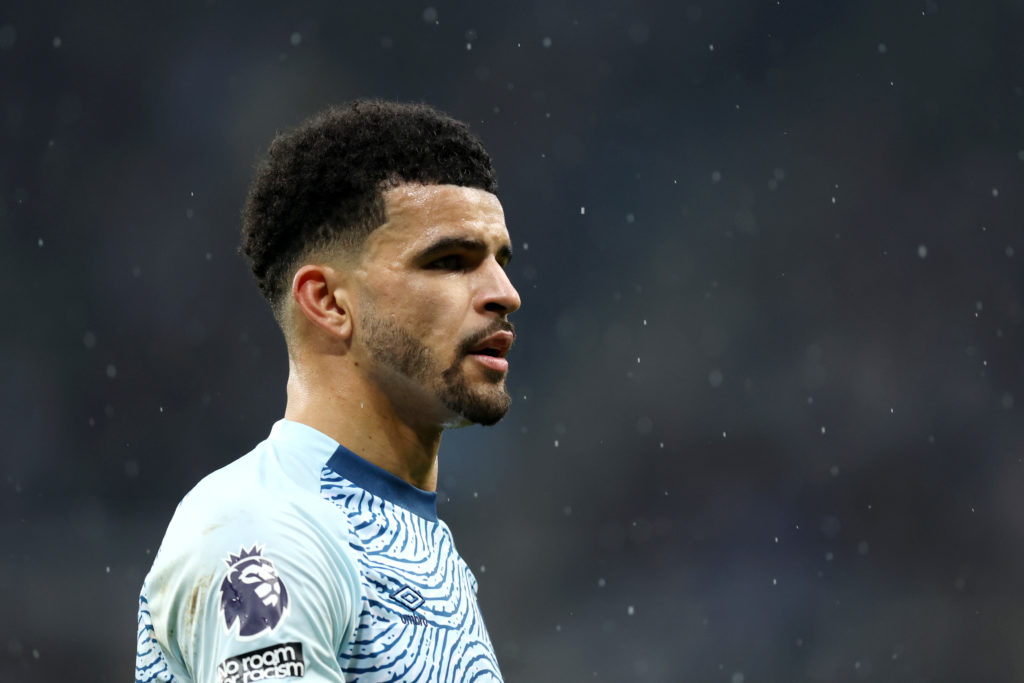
[241,100,498,316]
[241,102,520,427]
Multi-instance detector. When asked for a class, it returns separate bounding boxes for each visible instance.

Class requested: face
[351,184,521,427]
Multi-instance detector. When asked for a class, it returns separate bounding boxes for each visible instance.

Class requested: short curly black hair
[240,100,498,315]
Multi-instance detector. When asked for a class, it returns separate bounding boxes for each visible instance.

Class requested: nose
[478,259,521,316]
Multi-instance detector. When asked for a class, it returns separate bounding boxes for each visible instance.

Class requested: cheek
[372,276,470,336]
[409,297,468,349]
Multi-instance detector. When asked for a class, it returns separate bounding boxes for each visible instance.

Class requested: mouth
[466,330,513,372]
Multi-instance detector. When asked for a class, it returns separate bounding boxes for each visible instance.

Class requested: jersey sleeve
[142,491,361,683]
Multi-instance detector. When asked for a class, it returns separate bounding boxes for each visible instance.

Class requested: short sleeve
[142,492,361,682]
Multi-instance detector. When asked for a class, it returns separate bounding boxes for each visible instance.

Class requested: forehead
[364,184,509,259]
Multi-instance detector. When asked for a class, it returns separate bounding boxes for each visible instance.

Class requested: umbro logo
[393,585,424,611]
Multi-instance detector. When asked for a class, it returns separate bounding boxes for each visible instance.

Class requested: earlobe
[292,265,353,341]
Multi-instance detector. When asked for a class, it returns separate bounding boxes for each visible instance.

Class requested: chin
[450,397,511,428]
[435,383,511,428]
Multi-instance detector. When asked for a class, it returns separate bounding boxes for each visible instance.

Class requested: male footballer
[135,100,520,682]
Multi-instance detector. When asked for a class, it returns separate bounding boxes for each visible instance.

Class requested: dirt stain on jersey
[179,571,214,665]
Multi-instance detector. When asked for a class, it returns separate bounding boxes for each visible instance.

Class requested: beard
[360,307,513,426]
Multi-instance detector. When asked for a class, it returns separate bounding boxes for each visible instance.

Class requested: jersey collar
[325,443,439,522]
[271,419,439,522]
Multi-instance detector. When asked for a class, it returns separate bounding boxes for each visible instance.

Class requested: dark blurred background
[3,0,1023,681]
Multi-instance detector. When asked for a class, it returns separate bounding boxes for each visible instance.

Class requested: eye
[426,254,464,270]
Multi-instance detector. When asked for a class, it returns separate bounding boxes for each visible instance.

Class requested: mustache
[456,319,516,357]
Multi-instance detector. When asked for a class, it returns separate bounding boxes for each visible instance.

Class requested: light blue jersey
[136,420,502,682]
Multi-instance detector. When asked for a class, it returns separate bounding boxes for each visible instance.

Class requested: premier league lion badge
[219,545,290,639]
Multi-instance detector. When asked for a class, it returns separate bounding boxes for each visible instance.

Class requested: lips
[467,331,513,358]
[466,330,513,372]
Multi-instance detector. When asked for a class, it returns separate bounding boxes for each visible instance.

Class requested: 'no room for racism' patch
[217,642,304,682]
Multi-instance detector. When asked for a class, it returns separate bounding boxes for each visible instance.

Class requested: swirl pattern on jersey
[136,590,176,683]
[320,448,502,683]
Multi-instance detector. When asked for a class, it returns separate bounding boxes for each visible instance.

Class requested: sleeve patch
[217,642,305,682]
[220,545,290,639]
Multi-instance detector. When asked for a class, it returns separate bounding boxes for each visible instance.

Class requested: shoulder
[142,438,363,679]
[159,444,345,574]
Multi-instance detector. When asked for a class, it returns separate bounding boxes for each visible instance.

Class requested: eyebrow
[416,237,513,265]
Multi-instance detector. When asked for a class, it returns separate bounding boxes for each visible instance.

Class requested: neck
[284,355,443,491]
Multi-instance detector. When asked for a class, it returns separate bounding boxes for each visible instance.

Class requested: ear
[292,264,354,342]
